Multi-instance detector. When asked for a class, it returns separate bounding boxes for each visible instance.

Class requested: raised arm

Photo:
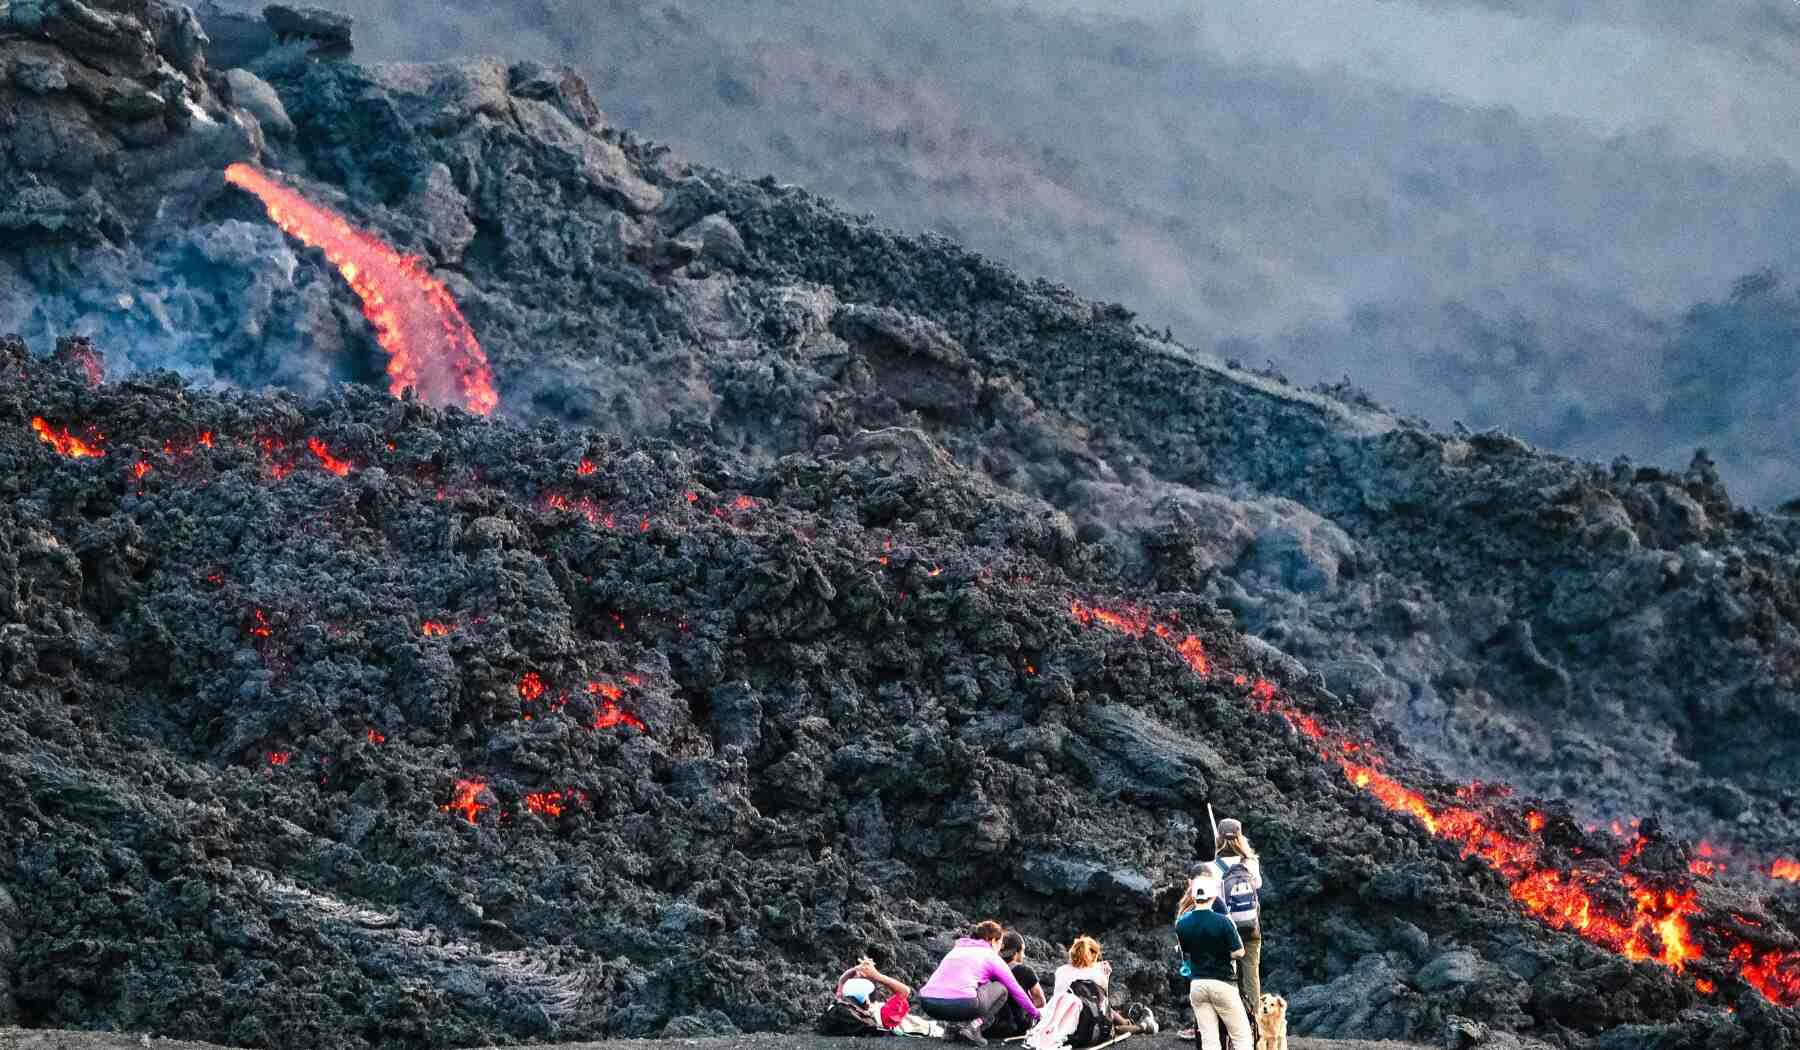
[863,962,911,999]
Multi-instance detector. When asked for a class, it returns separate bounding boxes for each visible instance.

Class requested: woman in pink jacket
[918,920,1043,1045]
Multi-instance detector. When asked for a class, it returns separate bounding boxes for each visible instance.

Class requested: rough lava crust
[3,4,1800,1050]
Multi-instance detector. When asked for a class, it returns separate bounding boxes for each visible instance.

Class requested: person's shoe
[1137,1005,1159,1035]
[956,1020,987,1045]
[1176,1027,1197,1040]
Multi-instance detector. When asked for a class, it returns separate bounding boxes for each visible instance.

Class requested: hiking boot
[955,1020,987,1046]
[1135,1005,1159,1035]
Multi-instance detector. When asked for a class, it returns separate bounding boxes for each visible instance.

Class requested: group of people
[822,816,1268,1050]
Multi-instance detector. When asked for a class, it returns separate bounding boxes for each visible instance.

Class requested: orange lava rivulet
[1066,596,1800,1007]
[223,164,498,416]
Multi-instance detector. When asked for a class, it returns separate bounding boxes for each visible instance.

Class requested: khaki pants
[1190,978,1252,1050]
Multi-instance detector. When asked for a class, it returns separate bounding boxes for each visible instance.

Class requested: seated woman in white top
[1052,935,1112,999]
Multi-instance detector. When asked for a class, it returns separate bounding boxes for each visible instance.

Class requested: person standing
[918,919,1042,1045]
[1208,817,1266,1030]
[1176,877,1252,1050]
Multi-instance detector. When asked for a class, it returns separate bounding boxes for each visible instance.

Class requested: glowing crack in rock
[1064,594,1800,1005]
[32,417,105,458]
[223,163,498,416]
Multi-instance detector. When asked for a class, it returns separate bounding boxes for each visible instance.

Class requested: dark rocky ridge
[2,4,1800,1049]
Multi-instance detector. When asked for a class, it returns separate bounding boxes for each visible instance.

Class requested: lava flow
[32,417,104,458]
[1066,595,1800,1006]
[223,163,498,416]
[1773,859,1800,882]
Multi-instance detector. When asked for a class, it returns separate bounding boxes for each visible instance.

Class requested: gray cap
[1217,818,1243,838]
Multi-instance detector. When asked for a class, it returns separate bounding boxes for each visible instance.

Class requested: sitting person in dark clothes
[987,930,1047,1038]
[918,919,1042,1045]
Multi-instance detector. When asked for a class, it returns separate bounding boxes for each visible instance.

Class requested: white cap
[842,977,876,1003]
[1191,876,1220,903]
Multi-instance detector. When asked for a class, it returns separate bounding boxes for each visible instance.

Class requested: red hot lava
[306,437,353,477]
[587,681,647,731]
[1772,859,1800,882]
[1065,593,1800,1005]
[32,417,105,458]
[524,789,585,818]
[223,163,499,416]
[441,779,488,824]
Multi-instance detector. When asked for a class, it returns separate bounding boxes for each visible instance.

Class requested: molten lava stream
[1064,593,1800,1006]
[223,164,498,416]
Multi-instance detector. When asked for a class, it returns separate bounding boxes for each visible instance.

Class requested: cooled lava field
[3,4,1800,1049]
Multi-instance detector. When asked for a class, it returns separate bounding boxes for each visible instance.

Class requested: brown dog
[1255,992,1288,1050]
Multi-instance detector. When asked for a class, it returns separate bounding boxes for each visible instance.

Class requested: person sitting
[1176,876,1252,1050]
[836,956,913,1029]
[919,919,1042,1045]
[1025,935,1153,1050]
[988,930,1047,1038]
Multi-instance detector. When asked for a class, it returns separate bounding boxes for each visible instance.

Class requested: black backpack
[817,999,889,1037]
[1067,978,1114,1047]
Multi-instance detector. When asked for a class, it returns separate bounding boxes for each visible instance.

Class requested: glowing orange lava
[525,790,580,818]
[1771,859,1800,882]
[441,779,488,824]
[224,163,498,415]
[578,459,596,475]
[32,417,104,458]
[131,460,151,480]
[307,437,352,476]
[366,728,386,745]
[518,672,545,702]
[248,609,274,638]
[268,751,290,766]
[1065,592,1800,1005]
[421,621,451,637]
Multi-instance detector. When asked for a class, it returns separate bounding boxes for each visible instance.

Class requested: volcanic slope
[233,24,1800,855]
[1,336,1795,1050]
[8,0,1800,857]
[4,5,1800,1049]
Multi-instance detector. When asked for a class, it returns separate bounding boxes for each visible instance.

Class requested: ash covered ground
[4,4,1800,1050]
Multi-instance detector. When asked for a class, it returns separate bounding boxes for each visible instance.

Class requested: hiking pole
[1206,803,1219,860]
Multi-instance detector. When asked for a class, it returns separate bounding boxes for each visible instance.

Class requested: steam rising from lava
[222,164,499,416]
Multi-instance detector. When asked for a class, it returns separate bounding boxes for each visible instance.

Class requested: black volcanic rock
[1,16,1799,1050]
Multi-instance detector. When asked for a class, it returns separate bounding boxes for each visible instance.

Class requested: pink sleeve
[987,954,1040,1020]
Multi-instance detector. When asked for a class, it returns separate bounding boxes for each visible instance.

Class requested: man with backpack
[1175,876,1252,1050]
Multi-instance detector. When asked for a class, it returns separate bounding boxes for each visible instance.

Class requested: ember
[267,751,290,766]
[31,417,104,458]
[421,621,452,637]
[524,790,580,818]
[518,672,545,701]
[224,164,499,416]
[306,437,353,476]
[441,779,488,824]
[578,459,596,475]
[248,609,274,638]
[366,728,385,745]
